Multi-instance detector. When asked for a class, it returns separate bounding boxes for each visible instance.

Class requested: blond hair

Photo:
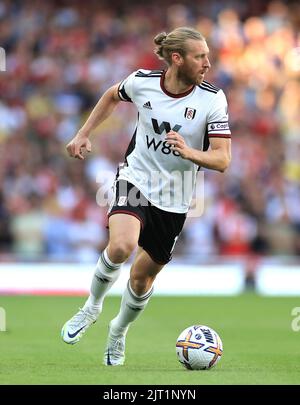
[154,27,205,65]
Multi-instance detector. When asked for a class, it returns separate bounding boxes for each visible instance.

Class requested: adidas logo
[143,101,152,109]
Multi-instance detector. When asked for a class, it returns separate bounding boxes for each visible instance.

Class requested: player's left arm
[165,131,231,172]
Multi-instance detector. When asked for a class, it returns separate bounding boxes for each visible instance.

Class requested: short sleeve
[207,90,231,138]
[117,71,137,103]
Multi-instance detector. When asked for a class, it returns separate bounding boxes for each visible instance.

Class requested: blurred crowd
[0,0,300,263]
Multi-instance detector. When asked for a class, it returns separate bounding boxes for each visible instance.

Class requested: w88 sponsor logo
[146,118,181,156]
[146,136,180,156]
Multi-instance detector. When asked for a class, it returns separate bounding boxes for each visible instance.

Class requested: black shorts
[108,180,186,265]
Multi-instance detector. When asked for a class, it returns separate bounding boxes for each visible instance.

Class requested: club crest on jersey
[184,107,196,120]
[117,196,127,206]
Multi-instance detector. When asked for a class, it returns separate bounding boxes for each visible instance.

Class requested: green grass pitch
[0,294,299,385]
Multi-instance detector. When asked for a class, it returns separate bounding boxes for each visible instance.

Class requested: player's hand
[165,131,191,159]
[66,131,92,160]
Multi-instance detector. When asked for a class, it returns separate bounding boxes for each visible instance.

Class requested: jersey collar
[160,70,195,98]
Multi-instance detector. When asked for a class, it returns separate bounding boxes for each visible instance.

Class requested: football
[176,325,223,370]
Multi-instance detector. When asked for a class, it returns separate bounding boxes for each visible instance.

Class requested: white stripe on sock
[102,248,122,269]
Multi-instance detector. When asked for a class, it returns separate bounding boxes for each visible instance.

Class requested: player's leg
[103,248,164,365]
[82,214,140,312]
[61,214,141,344]
[103,205,186,365]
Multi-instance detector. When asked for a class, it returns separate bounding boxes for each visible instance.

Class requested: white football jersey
[117,69,231,213]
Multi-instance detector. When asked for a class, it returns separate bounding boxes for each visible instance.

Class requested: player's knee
[108,240,136,263]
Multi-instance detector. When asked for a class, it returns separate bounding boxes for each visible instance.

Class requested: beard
[177,64,204,86]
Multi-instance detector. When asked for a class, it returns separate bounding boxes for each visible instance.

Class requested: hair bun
[154,32,167,46]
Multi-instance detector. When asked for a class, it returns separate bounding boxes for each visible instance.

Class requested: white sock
[110,279,154,336]
[82,249,122,314]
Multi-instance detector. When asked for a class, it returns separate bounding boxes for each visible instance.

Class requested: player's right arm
[66,83,121,160]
